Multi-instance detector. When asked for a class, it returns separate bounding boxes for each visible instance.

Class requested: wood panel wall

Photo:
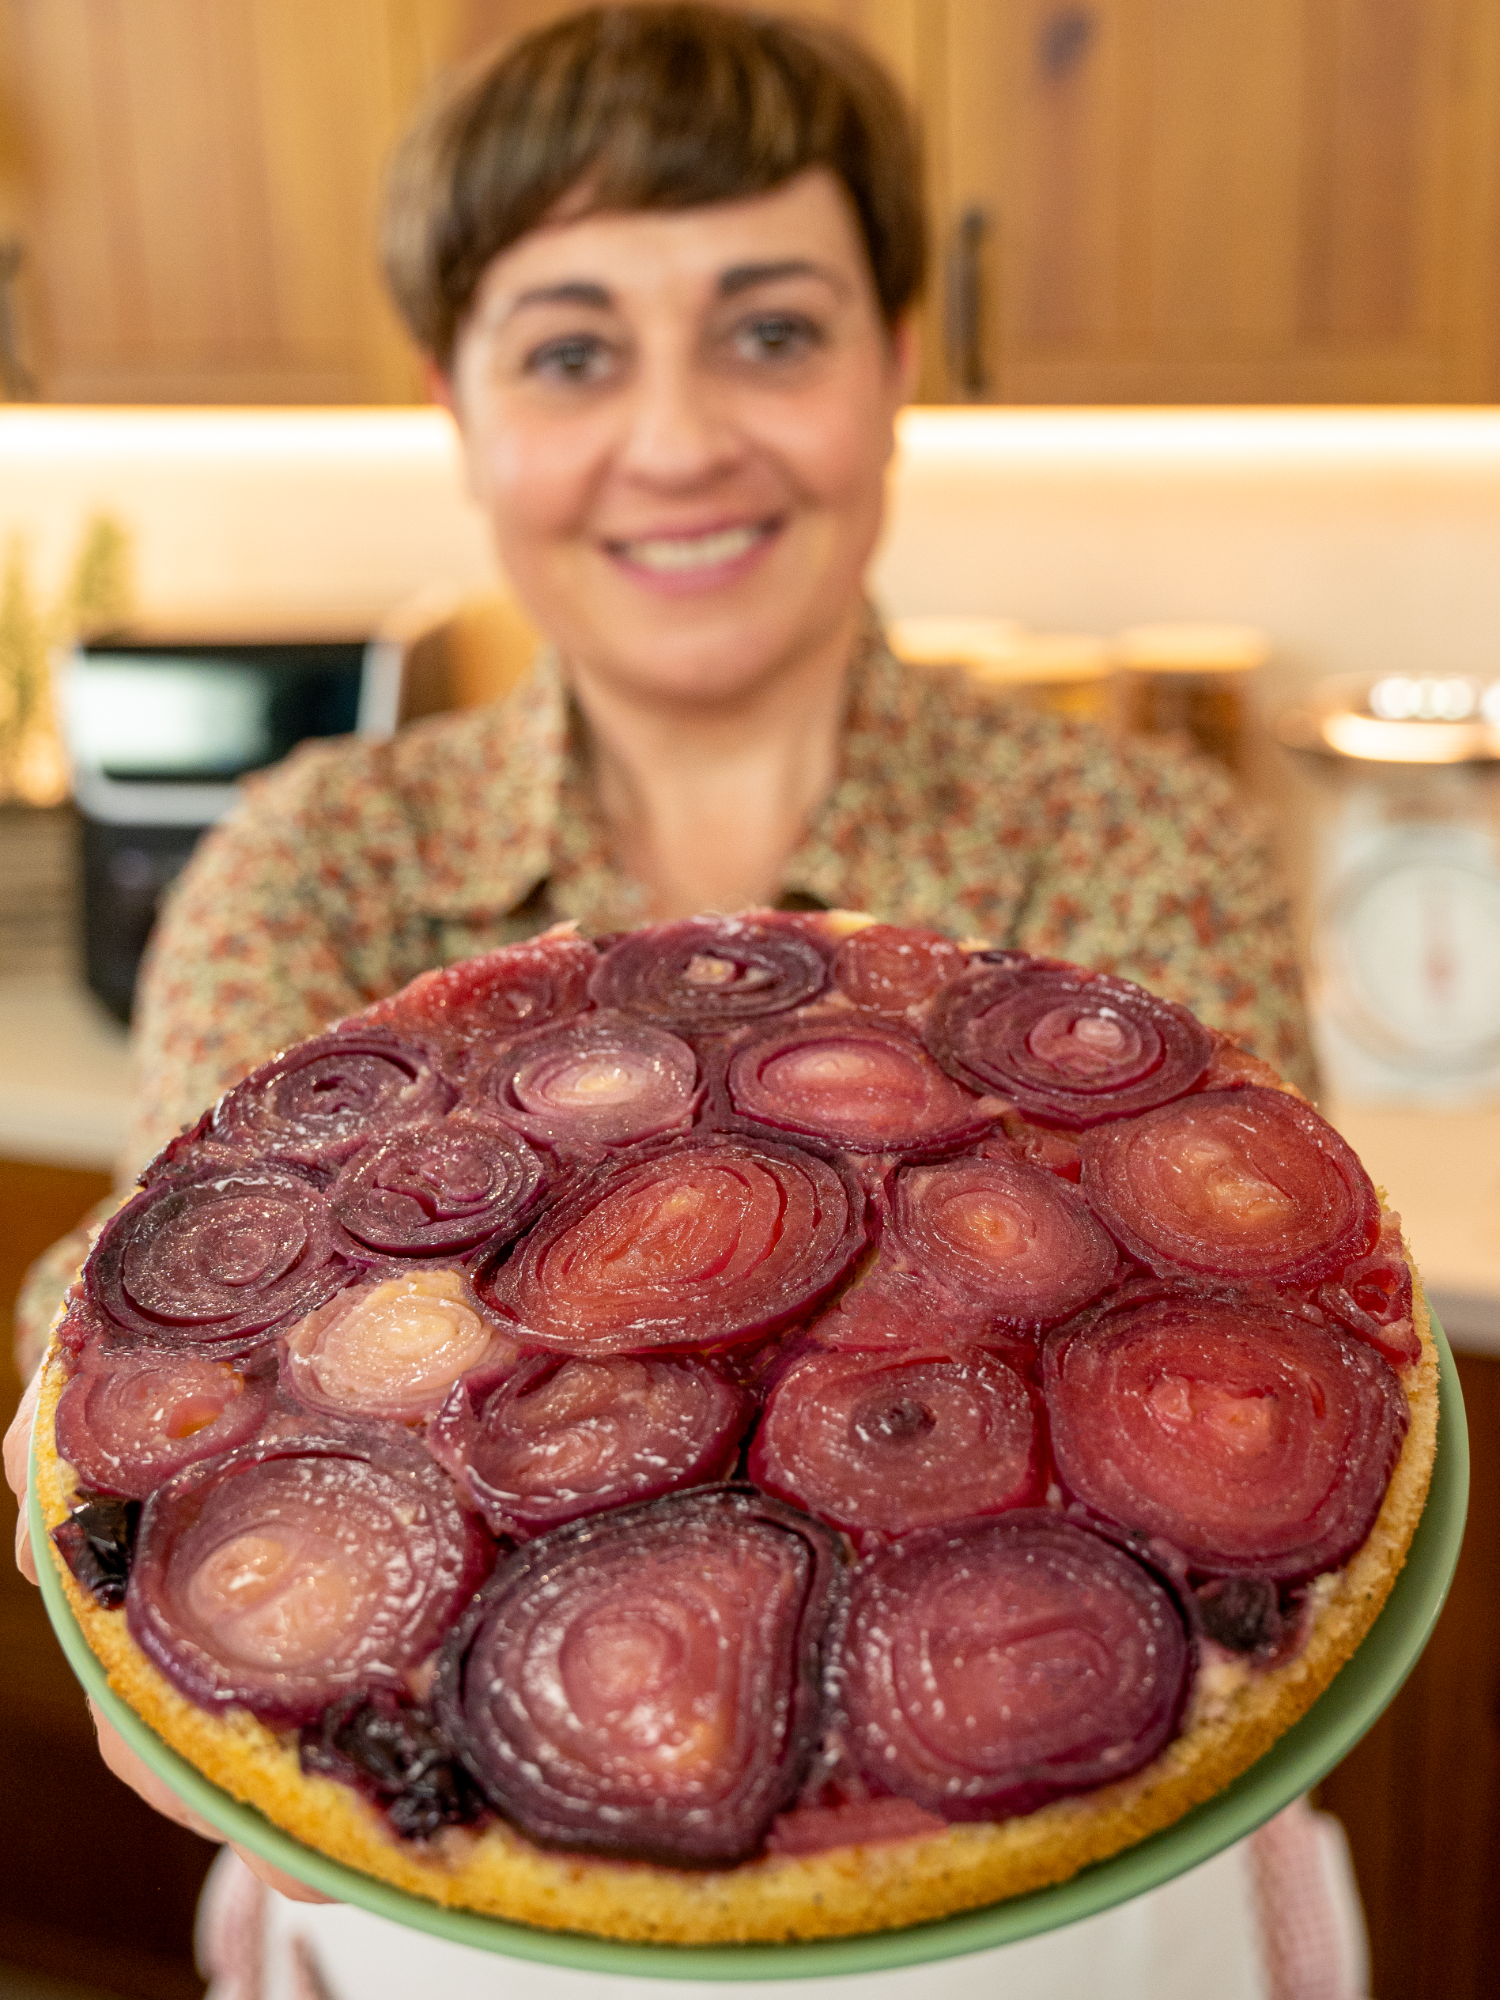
[7,1,1499,405]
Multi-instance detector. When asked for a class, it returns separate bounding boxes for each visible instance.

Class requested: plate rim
[29,1314,1469,1982]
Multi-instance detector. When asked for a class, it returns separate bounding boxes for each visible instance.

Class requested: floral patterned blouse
[14,626,1311,1369]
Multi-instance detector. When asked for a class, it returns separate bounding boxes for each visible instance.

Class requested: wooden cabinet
[1,0,463,403]
[928,0,1500,402]
[3,1,1500,404]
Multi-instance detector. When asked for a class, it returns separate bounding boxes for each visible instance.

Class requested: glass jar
[889,616,1113,723]
[1114,623,1269,775]
[1276,673,1500,1104]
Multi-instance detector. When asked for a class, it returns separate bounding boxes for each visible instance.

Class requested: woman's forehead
[465,169,871,326]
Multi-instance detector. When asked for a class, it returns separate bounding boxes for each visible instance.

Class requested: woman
[7,9,1360,1997]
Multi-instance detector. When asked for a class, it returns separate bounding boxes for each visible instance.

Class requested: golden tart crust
[34,1248,1437,1946]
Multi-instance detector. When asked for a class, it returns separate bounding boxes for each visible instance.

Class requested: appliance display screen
[68,642,367,781]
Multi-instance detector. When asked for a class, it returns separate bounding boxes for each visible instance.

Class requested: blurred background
[3,5,1500,1997]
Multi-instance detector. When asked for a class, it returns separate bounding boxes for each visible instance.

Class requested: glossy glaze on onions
[840,1512,1189,1820]
[88,1170,350,1355]
[478,1135,867,1355]
[128,1429,493,1726]
[429,1353,752,1537]
[330,1113,548,1257]
[1044,1291,1408,1580]
[724,1020,986,1154]
[1080,1087,1380,1288]
[465,1010,699,1156]
[55,915,1422,1878]
[589,915,830,1030]
[928,955,1212,1126]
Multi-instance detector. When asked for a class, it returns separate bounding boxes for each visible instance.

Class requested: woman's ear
[423,359,486,501]
[423,358,457,414]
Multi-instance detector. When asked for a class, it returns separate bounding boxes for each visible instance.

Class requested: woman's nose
[615,352,743,490]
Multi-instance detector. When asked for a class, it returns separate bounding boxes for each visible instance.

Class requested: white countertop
[1321,1098,1500,1357]
[0,972,1493,1353]
[0,973,132,1172]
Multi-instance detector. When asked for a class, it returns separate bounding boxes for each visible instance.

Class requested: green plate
[31,1316,1468,1982]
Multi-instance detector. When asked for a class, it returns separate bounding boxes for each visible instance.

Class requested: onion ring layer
[435,1487,840,1865]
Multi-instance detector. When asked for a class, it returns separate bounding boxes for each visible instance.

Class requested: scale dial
[1320,839,1500,1073]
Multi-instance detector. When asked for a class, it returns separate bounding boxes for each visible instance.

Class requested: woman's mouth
[604,520,780,591]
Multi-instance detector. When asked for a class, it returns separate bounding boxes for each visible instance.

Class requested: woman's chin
[579,611,855,710]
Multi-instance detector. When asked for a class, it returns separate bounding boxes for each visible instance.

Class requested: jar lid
[1114,623,1269,674]
[1276,674,1500,764]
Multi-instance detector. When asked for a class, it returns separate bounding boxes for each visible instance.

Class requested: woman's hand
[5,1373,332,1906]
[4,1367,41,1584]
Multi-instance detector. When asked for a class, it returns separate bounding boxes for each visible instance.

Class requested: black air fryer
[65,636,401,1021]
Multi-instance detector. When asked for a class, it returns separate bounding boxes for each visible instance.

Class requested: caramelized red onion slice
[467,1011,698,1155]
[589,915,829,1030]
[479,1136,867,1355]
[361,930,596,1049]
[330,1114,546,1257]
[1317,1212,1420,1368]
[1043,1293,1408,1579]
[841,1513,1189,1819]
[54,1348,273,1500]
[801,1272,1033,1372]
[128,1432,492,1727]
[282,1268,512,1424]
[928,959,1212,1125]
[888,1150,1118,1329]
[726,1021,987,1154]
[210,1033,454,1167]
[1080,1087,1380,1287]
[88,1171,348,1354]
[766,1796,947,1855]
[434,1487,840,1865]
[429,1353,751,1537]
[832,924,967,1012]
[750,1347,1041,1537]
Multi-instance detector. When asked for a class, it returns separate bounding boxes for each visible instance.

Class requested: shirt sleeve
[124,736,421,1178]
[1011,729,1316,1097]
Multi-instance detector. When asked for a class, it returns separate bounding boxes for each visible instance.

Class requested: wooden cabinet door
[1,0,465,403]
[930,0,1500,402]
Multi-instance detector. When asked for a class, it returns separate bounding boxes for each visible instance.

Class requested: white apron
[198,1802,1369,2000]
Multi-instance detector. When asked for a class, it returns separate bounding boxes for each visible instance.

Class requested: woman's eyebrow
[505,279,614,317]
[717,259,847,297]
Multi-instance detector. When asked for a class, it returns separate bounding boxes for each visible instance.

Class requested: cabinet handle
[946,207,990,400]
[0,239,38,402]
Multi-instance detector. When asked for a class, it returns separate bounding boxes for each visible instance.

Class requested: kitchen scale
[1278,675,1500,1104]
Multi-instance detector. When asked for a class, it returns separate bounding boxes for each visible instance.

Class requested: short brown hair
[382,4,925,367]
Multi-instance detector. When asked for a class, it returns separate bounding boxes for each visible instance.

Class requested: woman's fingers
[17,1379,336,1908]
[89,1704,336,1905]
[90,1701,335,1903]
[228,1845,336,1905]
[4,1367,41,1583]
[90,1700,224,1840]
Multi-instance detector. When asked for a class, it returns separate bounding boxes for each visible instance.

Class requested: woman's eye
[527,335,614,384]
[734,313,822,363]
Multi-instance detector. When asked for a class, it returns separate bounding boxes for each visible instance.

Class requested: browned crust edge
[34,1250,1439,1947]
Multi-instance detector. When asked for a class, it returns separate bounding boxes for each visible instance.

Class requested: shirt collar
[406,617,937,929]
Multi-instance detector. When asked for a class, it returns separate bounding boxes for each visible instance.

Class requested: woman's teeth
[617,524,765,572]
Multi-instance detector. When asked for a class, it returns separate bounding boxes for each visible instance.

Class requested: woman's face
[439,168,914,707]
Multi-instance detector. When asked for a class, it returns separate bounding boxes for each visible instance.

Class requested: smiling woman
[439,172,906,721]
[8,8,1332,1999]
[381,4,924,920]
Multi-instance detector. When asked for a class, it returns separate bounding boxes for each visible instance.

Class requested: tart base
[34,1260,1439,1947]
